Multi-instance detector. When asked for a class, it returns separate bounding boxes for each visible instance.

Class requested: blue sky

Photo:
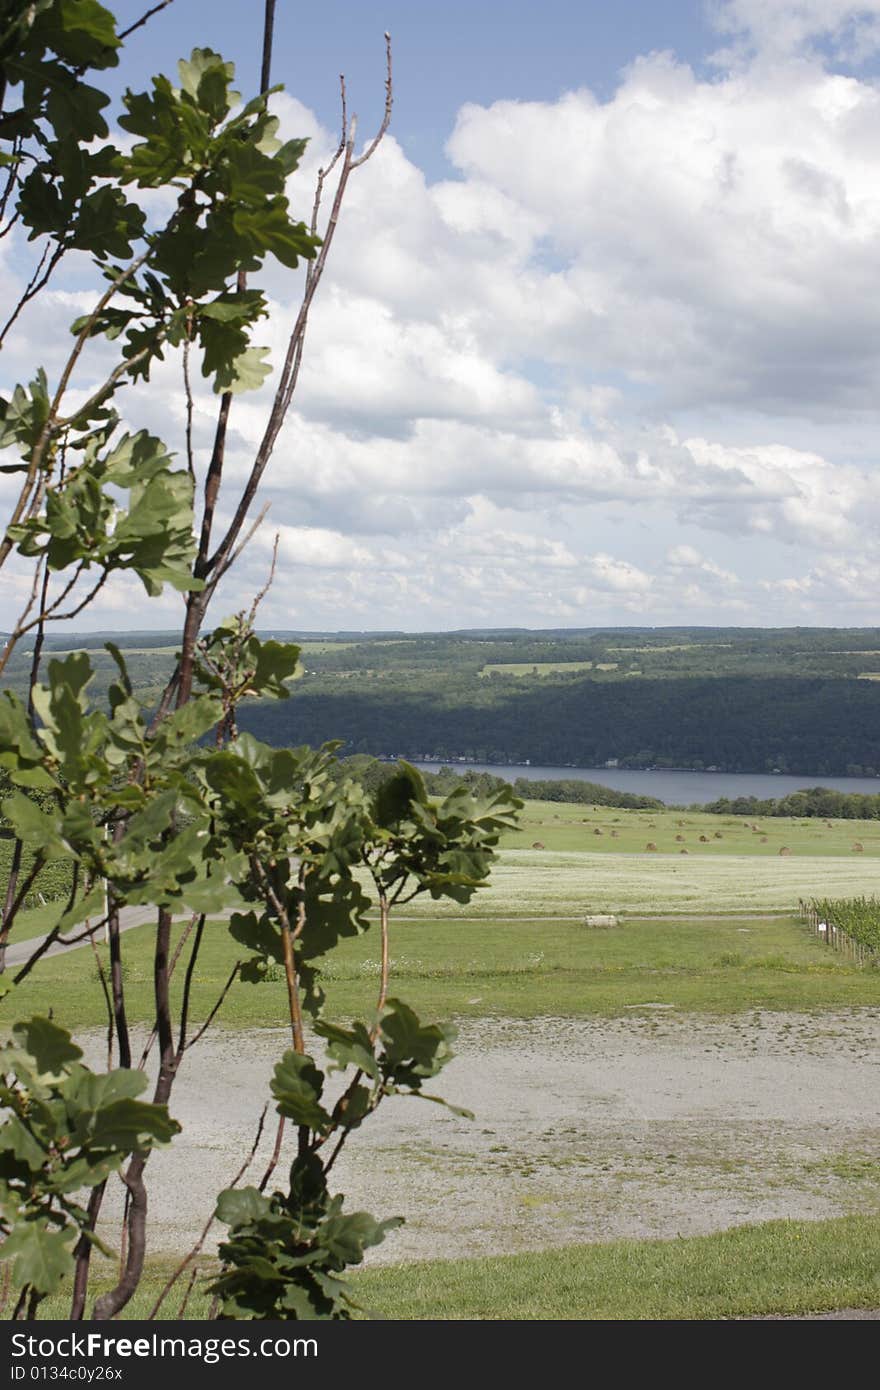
[5,0,880,631]
[132,1,716,179]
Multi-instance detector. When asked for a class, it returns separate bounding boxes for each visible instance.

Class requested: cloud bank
[2,0,879,630]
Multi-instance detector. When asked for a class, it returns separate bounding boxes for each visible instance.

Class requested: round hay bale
[679,847,689,854]
[610,829,618,837]
[593,827,603,835]
[583,914,619,929]
[714,831,723,839]
[675,834,685,842]
[853,842,864,852]
[699,834,708,843]
[778,846,791,856]
[531,841,545,849]
[761,836,768,843]
[646,842,657,851]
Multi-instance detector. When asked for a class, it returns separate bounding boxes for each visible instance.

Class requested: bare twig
[152,37,394,724]
[182,336,195,482]
[138,911,200,1071]
[118,0,176,44]
[175,913,205,1055]
[87,930,115,1071]
[376,890,391,1017]
[107,884,131,1071]
[201,37,394,587]
[0,138,23,231]
[0,239,64,348]
[257,1115,286,1193]
[184,961,241,1052]
[260,1,276,94]
[202,504,271,612]
[0,554,47,677]
[351,34,393,169]
[69,1182,107,1320]
[176,1265,200,1320]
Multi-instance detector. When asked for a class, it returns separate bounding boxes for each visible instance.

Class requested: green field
[32,1215,880,1320]
[401,851,880,917]
[9,901,880,1032]
[502,798,880,858]
[8,798,880,1027]
[481,661,597,676]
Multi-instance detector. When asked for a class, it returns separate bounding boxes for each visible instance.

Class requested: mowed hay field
[384,796,880,918]
[503,798,880,857]
[403,850,880,917]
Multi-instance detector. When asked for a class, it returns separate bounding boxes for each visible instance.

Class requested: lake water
[412,761,880,807]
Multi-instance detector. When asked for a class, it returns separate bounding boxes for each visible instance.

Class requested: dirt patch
[83,1009,880,1263]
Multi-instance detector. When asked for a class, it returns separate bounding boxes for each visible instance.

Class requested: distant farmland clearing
[480,660,603,676]
[400,849,880,916]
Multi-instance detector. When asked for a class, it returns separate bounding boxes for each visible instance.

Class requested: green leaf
[53,885,105,936]
[177,48,236,119]
[2,791,68,858]
[229,910,284,970]
[85,1097,180,1150]
[0,691,54,788]
[373,761,429,827]
[230,200,315,268]
[64,1065,147,1113]
[252,639,300,698]
[318,1209,403,1266]
[11,1018,82,1078]
[0,1118,47,1172]
[397,1089,474,1121]
[277,138,308,176]
[379,1000,456,1082]
[223,139,283,203]
[270,1051,332,1131]
[45,0,119,66]
[215,1186,271,1228]
[314,1021,379,1079]
[213,345,272,395]
[0,1220,75,1295]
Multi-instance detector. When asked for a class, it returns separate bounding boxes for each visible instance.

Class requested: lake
[411,761,880,807]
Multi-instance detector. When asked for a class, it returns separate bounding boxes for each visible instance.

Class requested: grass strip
[8,911,880,1031]
[31,1215,880,1321]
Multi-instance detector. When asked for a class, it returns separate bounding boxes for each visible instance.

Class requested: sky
[5,0,880,632]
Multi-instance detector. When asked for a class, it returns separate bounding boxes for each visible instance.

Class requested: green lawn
[354,1215,880,1320]
[31,1215,880,1320]
[1,900,80,945]
[8,907,880,1032]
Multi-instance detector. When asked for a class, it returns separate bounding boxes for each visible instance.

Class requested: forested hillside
[239,674,880,776]
[6,626,880,775]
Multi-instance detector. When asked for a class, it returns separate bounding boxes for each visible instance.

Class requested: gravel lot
[84,1009,880,1263]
